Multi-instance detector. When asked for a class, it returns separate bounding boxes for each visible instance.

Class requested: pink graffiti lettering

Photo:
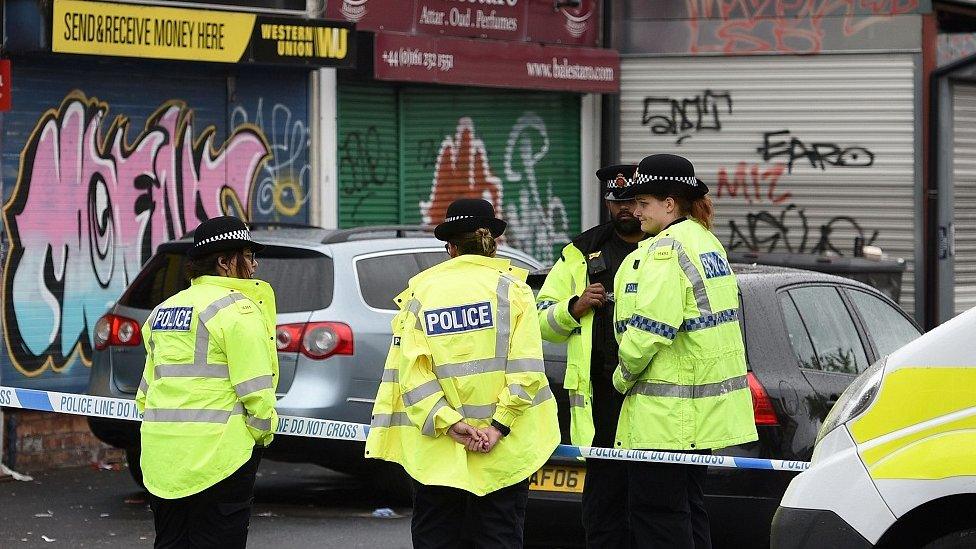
[2,92,269,376]
[686,0,919,55]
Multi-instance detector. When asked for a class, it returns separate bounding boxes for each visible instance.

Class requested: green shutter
[337,81,400,227]
[399,88,581,265]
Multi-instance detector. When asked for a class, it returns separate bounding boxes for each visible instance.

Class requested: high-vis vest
[136,275,279,499]
[535,241,596,447]
[612,219,757,451]
[365,254,560,496]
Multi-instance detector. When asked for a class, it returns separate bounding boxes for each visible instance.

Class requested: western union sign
[52,0,355,67]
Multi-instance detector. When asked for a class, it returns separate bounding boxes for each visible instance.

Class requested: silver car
[87,225,544,497]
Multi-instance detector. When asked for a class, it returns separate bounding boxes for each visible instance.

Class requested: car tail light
[94,314,143,351]
[747,372,779,426]
[276,322,353,360]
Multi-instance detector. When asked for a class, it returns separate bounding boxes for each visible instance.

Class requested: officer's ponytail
[674,195,714,231]
[451,228,497,257]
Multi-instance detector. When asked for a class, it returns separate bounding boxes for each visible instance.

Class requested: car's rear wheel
[125,447,146,490]
[924,527,976,548]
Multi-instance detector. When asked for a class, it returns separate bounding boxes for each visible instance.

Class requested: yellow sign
[53,0,256,63]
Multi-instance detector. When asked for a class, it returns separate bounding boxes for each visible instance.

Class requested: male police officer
[136,216,278,549]
[536,165,647,548]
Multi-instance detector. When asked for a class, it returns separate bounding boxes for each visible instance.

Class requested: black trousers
[627,455,712,549]
[582,376,629,548]
[149,449,262,549]
[412,479,530,549]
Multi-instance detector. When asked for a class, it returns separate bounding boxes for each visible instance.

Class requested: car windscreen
[119,247,334,313]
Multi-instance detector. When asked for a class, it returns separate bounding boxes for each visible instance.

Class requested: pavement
[0,460,413,548]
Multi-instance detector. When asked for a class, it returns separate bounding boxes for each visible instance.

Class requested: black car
[525,263,923,548]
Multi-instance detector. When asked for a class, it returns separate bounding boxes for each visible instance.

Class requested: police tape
[0,386,810,472]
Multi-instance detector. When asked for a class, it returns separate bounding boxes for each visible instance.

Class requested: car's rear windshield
[119,246,334,313]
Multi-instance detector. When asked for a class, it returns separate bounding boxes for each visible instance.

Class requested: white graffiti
[231,98,310,217]
[503,114,570,264]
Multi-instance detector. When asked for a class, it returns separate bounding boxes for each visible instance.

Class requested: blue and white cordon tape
[0,386,810,472]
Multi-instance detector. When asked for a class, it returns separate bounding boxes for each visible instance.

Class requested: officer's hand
[571,283,607,319]
[448,421,486,449]
[478,425,504,453]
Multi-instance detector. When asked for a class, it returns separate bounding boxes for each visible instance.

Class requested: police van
[771,305,976,548]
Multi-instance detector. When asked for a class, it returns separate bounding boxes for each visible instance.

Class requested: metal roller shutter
[619,53,917,313]
[952,83,976,315]
[399,88,581,265]
[337,80,400,227]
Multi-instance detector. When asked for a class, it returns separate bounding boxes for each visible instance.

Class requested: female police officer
[136,216,278,549]
[365,198,559,549]
[612,155,757,549]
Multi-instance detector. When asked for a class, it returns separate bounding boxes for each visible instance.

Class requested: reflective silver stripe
[234,375,274,398]
[533,385,554,405]
[143,403,244,423]
[371,412,413,428]
[568,393,586,407]
[461,403,496,419]
[508,384,531,401]
[495,275,513,358]
[629,375,748,399]
[154,363,230,380]
[547,306,573,338]
[434,357,506,378]
[407,298,424,330]
[381,369,399,383]
[570,276,577,294]
[199,293,249,323]
[138,377,149,395]
[402,379,443,406]
[506,358,545,374]
[620,365,643,382]
[422,397,450,436]
[245,416,273,431]
[649,238,712,316]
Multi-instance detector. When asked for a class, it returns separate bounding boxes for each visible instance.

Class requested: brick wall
[5,410,124,472]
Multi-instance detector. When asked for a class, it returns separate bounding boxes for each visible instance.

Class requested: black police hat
[597,164,638,201]
[433,198,507,242]
[619,154,709,200]
[187,216,265,259]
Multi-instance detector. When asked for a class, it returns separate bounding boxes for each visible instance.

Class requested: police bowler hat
[597,164,638,201]
[619,154,709,200]
[187,216,265,259]
[433,198,507,242]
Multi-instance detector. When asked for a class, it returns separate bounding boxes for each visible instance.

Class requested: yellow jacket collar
[191,275,275,302]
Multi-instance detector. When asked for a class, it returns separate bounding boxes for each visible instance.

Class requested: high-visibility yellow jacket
[536,223,636,447]
[136,275,279,499]
[365,254,560,496]
[612,219,757,451]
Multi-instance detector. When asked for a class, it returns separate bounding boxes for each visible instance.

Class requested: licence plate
[528,465,585,493]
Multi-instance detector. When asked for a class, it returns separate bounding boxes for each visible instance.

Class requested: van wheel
[369,462,414,506]
[125,448,146,490]
[924,527,976,548]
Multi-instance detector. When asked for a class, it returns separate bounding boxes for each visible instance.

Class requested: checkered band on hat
[630,172,699,187]
[444,215,476,222]
[194,229,252,247]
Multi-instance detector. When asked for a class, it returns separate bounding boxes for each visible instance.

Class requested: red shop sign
[326,0,601,47]
[374,32,618,94]
[0,60,10,112]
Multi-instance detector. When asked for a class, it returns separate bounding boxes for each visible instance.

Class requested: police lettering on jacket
[152,307,193,331]
[423,302,494,336]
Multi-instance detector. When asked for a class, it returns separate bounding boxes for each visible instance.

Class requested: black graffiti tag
[339,126,393,217]
[757,130,874,173]
[642,90,733,145]
[727,203,879,256]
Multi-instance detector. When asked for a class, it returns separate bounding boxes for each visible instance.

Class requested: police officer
[365,198,559,549]
[611,154,757,549]
[136,216,278,549]
[535,164,647,548]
